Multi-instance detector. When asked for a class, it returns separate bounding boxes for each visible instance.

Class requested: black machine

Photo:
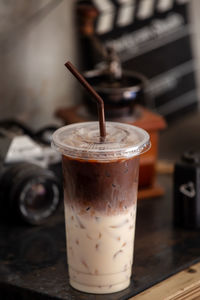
[0,121,62,225]
[174,150,200,229]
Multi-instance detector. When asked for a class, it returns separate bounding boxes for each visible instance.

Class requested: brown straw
[65,61,106,141]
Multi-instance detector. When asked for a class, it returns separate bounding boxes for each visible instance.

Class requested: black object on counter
[174,150,200,229]
[84,69,147,118]
[0,121,62,225]
[83,47,148,119]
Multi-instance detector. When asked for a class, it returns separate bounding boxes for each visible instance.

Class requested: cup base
[70,279,130,294]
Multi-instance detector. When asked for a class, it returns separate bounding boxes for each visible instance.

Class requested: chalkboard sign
[76,0,198,118]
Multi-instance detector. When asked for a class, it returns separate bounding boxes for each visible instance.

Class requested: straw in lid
[52,122,150,161]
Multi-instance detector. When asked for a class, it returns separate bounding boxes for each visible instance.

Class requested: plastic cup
[52,121,150,294]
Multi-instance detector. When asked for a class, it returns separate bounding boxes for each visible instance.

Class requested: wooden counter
[1,174,200,300]
[1,110,200,299]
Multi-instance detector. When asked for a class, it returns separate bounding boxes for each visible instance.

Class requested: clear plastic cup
[52,121,150,294]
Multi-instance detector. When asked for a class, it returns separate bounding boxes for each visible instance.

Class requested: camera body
[174,150,200,229]
[0,124,62,225]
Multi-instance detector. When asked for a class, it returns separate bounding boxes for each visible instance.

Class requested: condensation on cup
[52,121,150,294]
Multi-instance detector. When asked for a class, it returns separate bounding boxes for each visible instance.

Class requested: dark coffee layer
[62,155,139,214]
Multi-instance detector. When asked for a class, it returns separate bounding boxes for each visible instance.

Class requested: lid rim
[52,121,150,161]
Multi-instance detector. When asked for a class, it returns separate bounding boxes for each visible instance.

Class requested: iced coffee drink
[52,122,150,294]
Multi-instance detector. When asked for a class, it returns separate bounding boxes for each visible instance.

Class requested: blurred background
[0,0,78,129]
[0,0,200,130]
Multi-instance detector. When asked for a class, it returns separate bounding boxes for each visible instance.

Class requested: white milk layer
[64,204,137,294]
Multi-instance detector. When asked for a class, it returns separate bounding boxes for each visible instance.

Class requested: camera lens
[0,163,61,225]
[22,183,53,213]
[19,178,60,224]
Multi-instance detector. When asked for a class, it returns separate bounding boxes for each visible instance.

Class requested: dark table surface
[1,110,200,300]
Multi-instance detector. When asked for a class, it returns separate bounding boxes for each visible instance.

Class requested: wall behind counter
[190,0,200,108]
[0,0,80,130]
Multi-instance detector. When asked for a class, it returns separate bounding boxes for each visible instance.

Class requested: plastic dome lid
[52,121,150,161]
